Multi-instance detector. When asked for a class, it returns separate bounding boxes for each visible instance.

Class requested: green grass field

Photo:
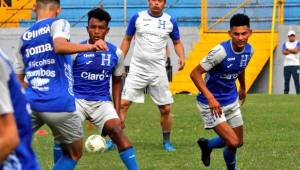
[33,94,300,170]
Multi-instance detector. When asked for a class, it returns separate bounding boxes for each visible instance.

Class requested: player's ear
[56,6,61,15]
[32,4,37,13]
[105,27,110,36]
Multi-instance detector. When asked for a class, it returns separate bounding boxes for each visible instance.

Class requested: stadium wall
[0,26,198,74]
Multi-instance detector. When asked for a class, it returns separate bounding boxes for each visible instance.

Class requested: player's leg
[121,72,147,129]
[220,104,244,170]
[120,99,132,129]
[91,102,138,170]
[284,66,292,94]
[40,111,83,170]
[158,104,175,151]
[149,74,175,151]
[196,101,227,166]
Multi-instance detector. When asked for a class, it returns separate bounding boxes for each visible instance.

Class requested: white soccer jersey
[282,41,300,66]
[126,10,180,75]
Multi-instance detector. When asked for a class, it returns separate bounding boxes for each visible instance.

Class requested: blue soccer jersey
[15,18,75,112]
[73,41,124,101]
[0,49,40,170]
[197,40,253,106]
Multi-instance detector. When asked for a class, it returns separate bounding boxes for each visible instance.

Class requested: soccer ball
[85,134,106,153]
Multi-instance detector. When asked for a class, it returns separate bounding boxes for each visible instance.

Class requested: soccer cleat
[163,143,176,151]
[197,137,212,167]
[104,139,116,152]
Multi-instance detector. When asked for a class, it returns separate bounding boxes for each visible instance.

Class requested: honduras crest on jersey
[19,18,75,112]
[73,41,119,101]
[197,40,253,106]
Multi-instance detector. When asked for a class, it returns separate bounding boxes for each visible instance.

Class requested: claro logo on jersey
[22,25,50,41]
[81,70,110,81]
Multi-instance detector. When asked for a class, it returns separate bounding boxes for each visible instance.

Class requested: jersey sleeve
[200,45,226,71]
[113,48,125,76]
[0,54,14,114]
[14,40,25,74]
[51,19,71,40]
[126,13,139,36]
[169,17,180,41]
[282,42,287,51]
[297,42,300,48]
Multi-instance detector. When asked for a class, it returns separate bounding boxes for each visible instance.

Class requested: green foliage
[33,94,300,170]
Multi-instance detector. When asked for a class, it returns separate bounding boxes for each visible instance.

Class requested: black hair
[230,13,250,28]
[88,8,111,26]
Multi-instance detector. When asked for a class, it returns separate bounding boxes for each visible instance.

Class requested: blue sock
[208,137,226,149]
[53,144,63,163]
[120,147,138,170]
[223,147,237,170]
[52,154,77,170]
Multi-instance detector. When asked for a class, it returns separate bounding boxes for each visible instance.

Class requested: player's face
[87,18,109,44]
[288,35,296,42]
[148,0,165,16]
[228,26,252,52]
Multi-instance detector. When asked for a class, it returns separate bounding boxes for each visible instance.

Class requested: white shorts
[75,99,119,133]
[122,72,174,105]
[196,99,243,129]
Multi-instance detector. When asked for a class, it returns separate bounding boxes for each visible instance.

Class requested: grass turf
[32,94,300,170]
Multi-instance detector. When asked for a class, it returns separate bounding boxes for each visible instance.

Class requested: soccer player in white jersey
[72,8,138,170]
[15,0,107,169]
[120,0,185,151]
[0,49,40,170]
[190,14,253,170]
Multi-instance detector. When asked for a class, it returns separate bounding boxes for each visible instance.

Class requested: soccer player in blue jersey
[190,13,253,170]
[0,49,40,170]
[120,0,185,151]
[15,0,107,170]
[72,8,138,170]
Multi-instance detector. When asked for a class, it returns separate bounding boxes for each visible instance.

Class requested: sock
[223,147,237,170]
[53,144,63,164]
[207,137,226,149]
[163,131,170,144]
[52,154,77,170]
[120,147,138,170]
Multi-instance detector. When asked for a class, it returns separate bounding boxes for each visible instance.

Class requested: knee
[226,137,240,149]
[159,105,171,116]
[121,100,131,110]
[107,126,123,138]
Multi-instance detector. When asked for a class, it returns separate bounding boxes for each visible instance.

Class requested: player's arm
[120,13,138,56]
[190,65,222,118]
[0,61,19,163]
[190,45,226,117]
[170,17,185,70]
[51,19,107,54]
[0,113,19,163]
[282,43,290,55]
[173,39,185,70]
[238,70,246,105]
[120,35,133,57]
[112,76,122,114]
[112,48,125,115]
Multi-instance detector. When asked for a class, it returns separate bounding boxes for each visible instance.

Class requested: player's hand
[178,57,185,71]
[92,39,108,51]
[208,97,222,118]
[239,89,246,105]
